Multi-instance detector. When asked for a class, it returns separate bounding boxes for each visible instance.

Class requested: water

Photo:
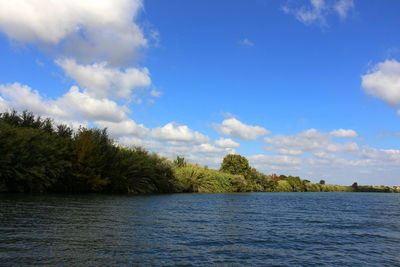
[1,193,400,266]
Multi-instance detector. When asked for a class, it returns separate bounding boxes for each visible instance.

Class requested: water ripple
[1,192,400,266]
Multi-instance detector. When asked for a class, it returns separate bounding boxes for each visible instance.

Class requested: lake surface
[1,193,400,266]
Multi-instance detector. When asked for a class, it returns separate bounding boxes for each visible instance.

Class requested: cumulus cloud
[56,58,151,99]
[255,126,400,184]
[214,117,269,140]
[95,119,149,138]
[151,122,210,144]
[330,129,358,138]
[193,143,235,155]
[362,60,400,108]
[0,83,67,118]
[60,86,129,122]
[245,129,400,185]
[0,83,128,123]
[265,128,359,155]
[215,138,240,148]
[282,0,354,26]
[249,154,303,168]
[0,0,147,64]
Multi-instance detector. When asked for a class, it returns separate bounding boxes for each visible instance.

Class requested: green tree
[319,179,326,185]
[0,120,71,192]
[70,127,116,192]
[220,154,251,176]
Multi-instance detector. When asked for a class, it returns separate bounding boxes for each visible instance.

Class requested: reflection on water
[1,193,400,266]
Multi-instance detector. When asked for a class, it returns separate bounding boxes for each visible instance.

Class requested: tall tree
[220,154,251,176]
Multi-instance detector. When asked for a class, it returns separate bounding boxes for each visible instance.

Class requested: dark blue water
[1,193,400,266]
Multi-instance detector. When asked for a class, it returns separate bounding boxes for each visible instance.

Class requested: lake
[1,193,400,266]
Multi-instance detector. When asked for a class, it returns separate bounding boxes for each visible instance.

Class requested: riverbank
[1,110,398,194]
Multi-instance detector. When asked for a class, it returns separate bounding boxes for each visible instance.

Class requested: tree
[70,127,116,192]
[220,154,251,176]
[319,179,326,185]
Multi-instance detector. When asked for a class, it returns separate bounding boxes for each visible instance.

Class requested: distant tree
[319,180,326,185]
[220,154,251,176]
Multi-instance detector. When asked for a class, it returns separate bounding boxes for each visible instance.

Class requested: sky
[0,0,400,185]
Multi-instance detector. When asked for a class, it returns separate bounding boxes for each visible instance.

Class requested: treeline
[0,111,176,193]
[0,111,398,194]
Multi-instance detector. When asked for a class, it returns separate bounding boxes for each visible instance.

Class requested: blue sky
[0,0,400,185]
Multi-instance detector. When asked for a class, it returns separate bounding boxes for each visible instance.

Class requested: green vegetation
[0,111,176,193]
[0,111,399,194]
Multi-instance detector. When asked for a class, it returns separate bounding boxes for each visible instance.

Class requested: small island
[1,110,398,194]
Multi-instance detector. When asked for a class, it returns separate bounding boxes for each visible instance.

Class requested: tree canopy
[220,154,251,176]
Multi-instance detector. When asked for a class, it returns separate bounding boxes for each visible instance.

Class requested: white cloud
[250,147,400,183]
[249,154,303,172]
[330,129,358,138]
[151,122,210,144]
[193,143,234,155]
[215,138,240,148]
[334,0,354,20]
[60,86,128,122]
[265,128,359,155]
[56,58,151,99]
[0,0,147,64]
[282,0,327,26]
[0,83,128,123]
[362,60,400,107]
[277,149,303,155]
[282,0,354,26]
[250,154,303,166]
[239,38,254,47]
[95,119,149,138]
[214,117,269,140]
[150,90,162,98]
[0,83,68,119]
[256,127,400,184]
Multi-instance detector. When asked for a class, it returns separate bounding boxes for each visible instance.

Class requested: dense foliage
[220,154,251,176]
[0,111,177,193]
[0,111,398,194]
